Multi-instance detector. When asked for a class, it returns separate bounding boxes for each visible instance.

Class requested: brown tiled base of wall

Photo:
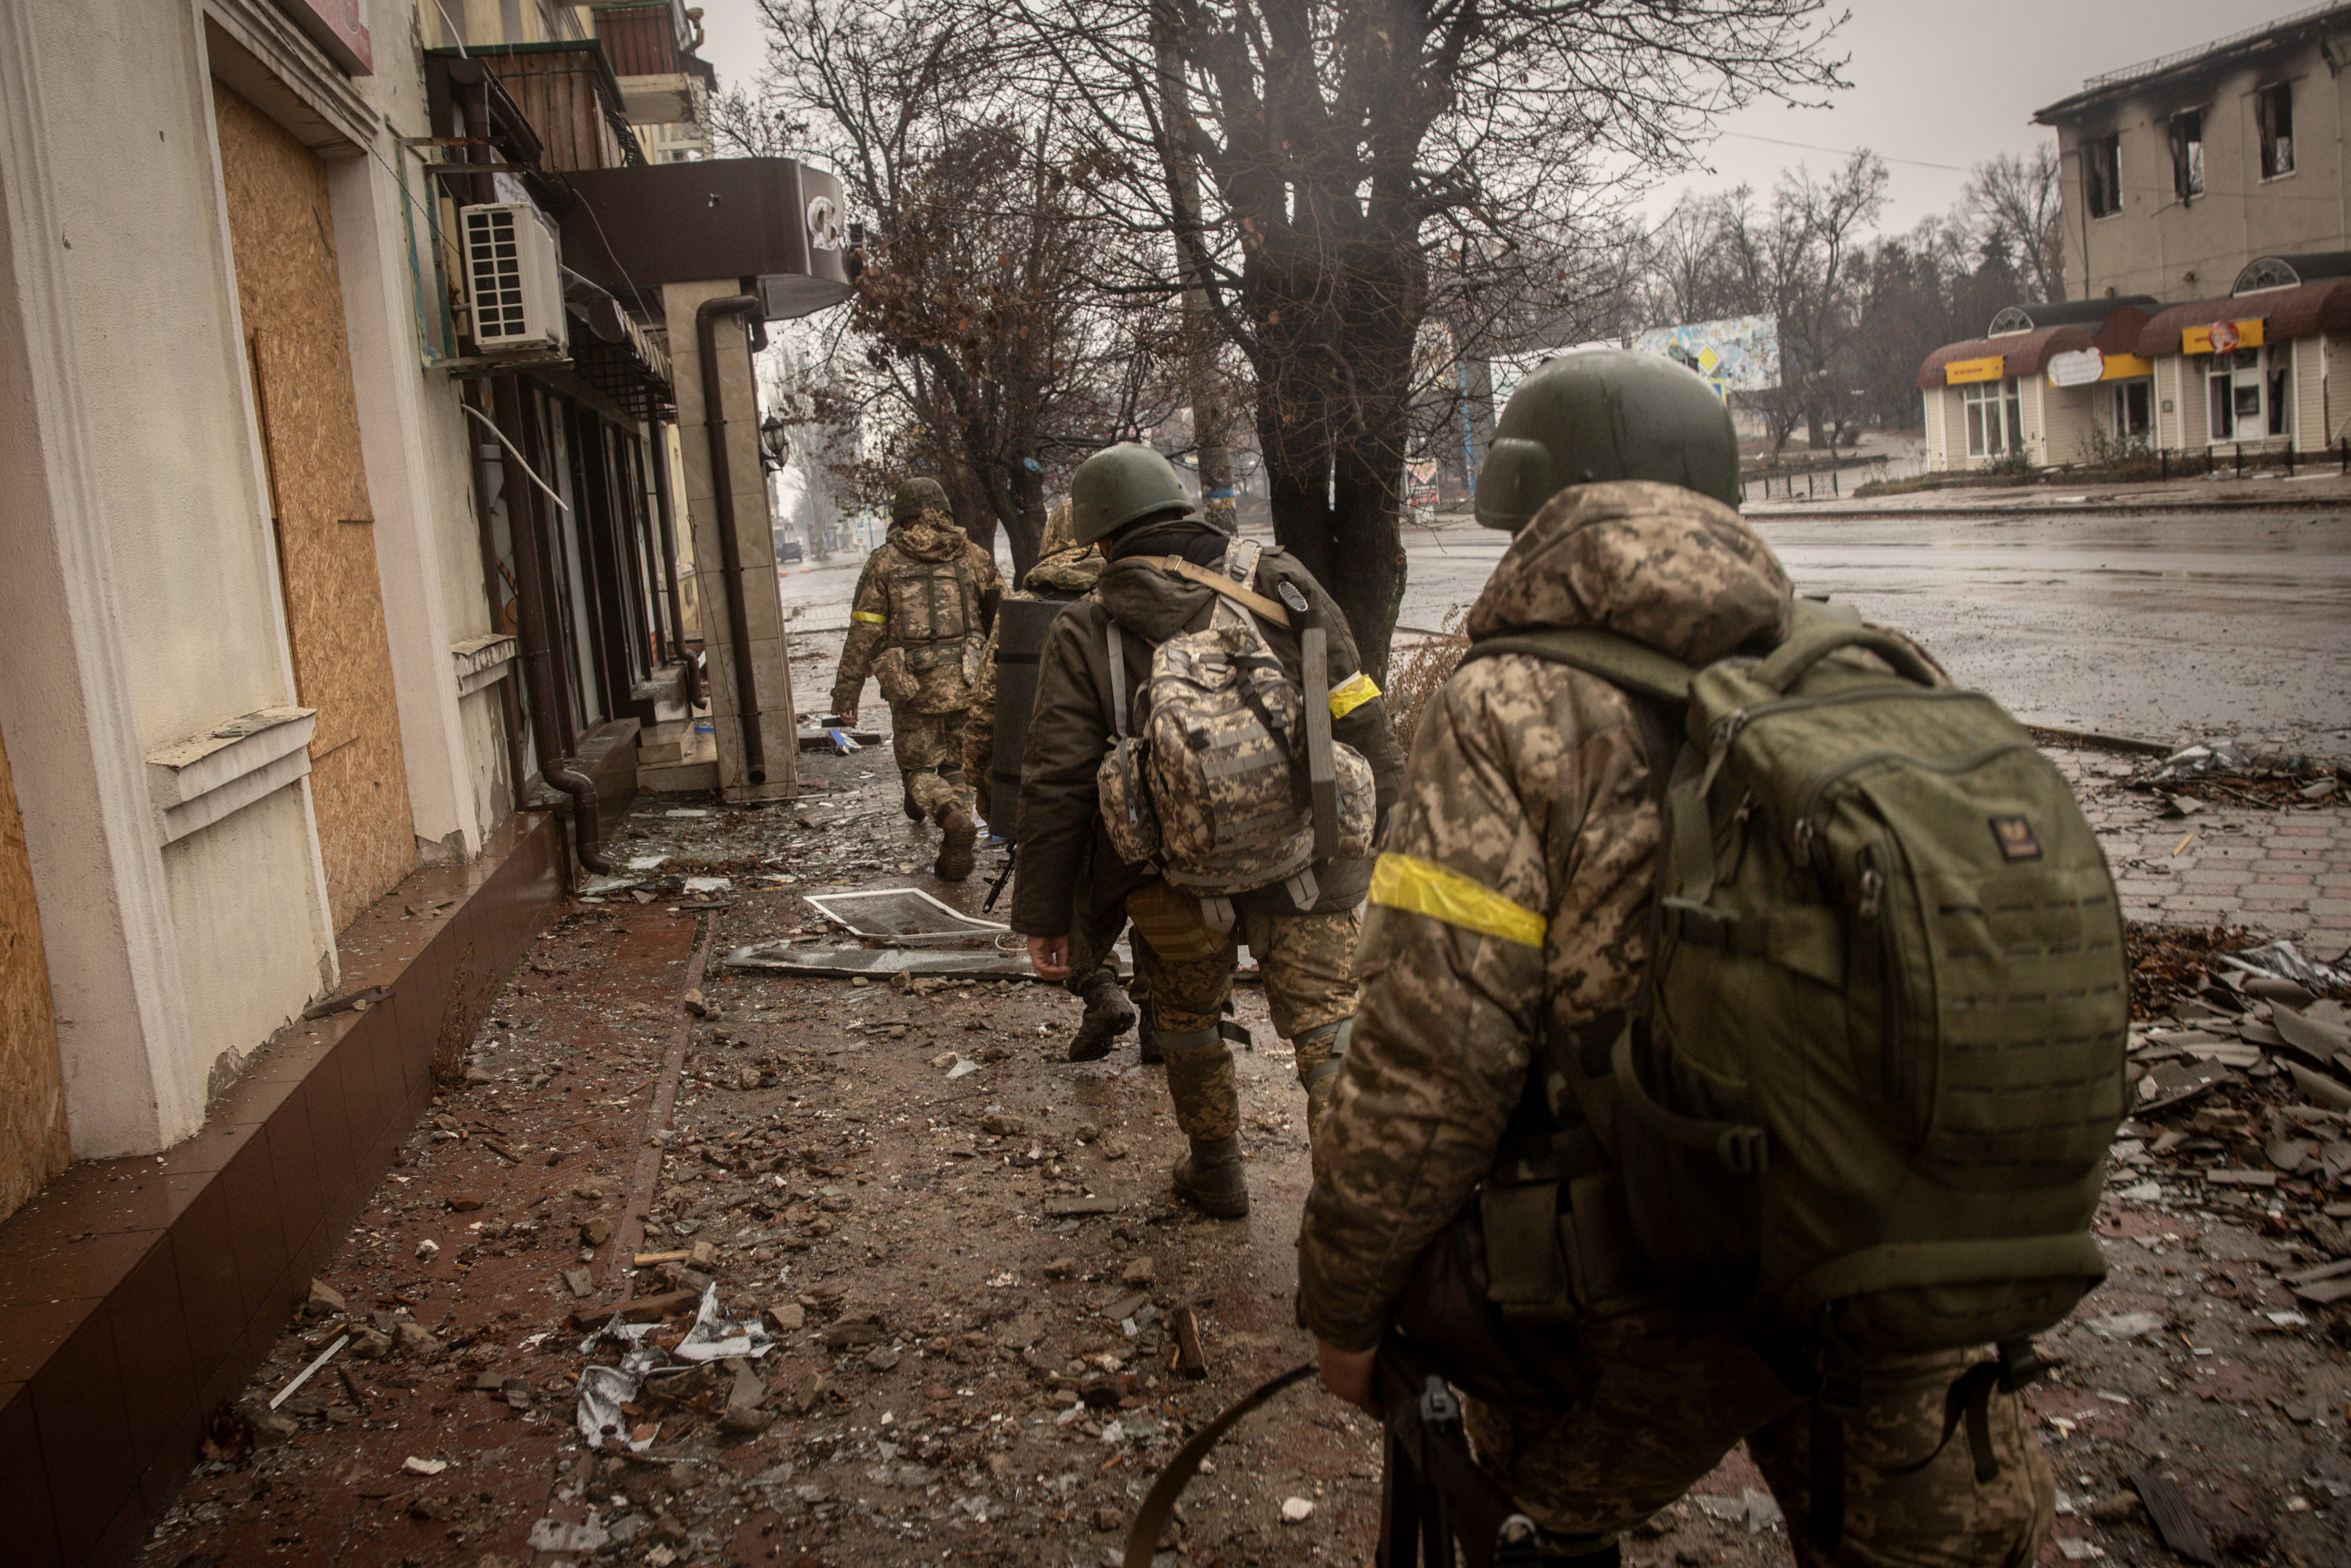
[0,797,585,1568]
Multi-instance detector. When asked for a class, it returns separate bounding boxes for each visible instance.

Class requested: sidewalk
[2052,745,2351,961]
[1746,466,2351,520]
[115,737,2349,1568]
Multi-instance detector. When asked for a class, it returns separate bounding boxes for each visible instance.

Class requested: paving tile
[0,1382,63,1568]
[217,1135,287,1320]
[29,1301,137,1564]
[0,1229,166,1315]
[167,1178,246,1380]
[0,1296,105,1385]
[104,1232,197,1456]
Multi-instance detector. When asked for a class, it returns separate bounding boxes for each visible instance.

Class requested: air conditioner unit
[459,201,567,355]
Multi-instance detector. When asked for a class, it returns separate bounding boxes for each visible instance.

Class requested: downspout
[695,294,770,784]
[649,419,700,707]
[458,382,534,824]
[483,378,613,874]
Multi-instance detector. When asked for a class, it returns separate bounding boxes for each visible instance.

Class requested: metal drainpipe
[459,381,534,826]
[695,294,771,784]
[492,375,613,874]
[648,419,700,708]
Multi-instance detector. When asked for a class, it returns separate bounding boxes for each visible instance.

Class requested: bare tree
[1965,147,2064,305]
[984,0,1846,675]
[725,0,1179,576]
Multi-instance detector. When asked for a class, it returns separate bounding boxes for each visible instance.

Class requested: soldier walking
[963,499,1153,1062]
[831,479,1002,882]
[1012,445,1403,1218]
[1300,352,2069,1565]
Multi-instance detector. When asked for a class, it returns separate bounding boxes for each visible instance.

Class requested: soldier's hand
[1317,1340,1378,1415]
[835,705,857,727]
[1026,936,1070,982]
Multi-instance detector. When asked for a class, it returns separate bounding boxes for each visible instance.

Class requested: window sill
[146,706,317,845]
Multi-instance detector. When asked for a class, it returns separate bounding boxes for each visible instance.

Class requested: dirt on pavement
[132,740,2351,1568]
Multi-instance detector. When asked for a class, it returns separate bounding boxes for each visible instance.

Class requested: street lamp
[759,411,789,473]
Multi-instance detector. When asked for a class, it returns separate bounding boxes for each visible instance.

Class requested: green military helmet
[1068,444,1192,546]
[891,477,950,522]
[1474,348,1741,531]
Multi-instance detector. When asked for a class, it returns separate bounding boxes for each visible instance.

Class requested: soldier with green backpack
[1299,350,2128,1565]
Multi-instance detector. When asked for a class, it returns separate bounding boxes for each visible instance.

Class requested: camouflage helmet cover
[1068,444,1193,546]
[891,477,951,523]
[1473,348,1741,530]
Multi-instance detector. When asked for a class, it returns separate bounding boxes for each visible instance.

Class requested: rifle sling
[1147,555,1293,628]
[1123,1363,1315,1568]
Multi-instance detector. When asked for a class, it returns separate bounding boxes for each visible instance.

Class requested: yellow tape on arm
[1368,853,1545,947]
[850,610,886,625]
[1328,671,1381,719]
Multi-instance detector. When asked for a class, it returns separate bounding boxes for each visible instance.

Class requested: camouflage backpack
[1454,602,2128,1544]
[874,549,984,705]
[1097,538,1373,928]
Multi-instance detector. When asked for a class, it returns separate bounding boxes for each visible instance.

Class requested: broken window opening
[2171,110,2204,201]
[2085,133,2122,219]
[2259,81,2295,179]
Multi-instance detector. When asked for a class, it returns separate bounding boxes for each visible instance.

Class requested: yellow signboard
[1944,355,2005,386]
[2181,319,2264,354]
[2099,353,2154,380]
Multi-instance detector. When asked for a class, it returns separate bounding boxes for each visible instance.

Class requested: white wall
[43,1,295,750]
[2041,382,2094,466]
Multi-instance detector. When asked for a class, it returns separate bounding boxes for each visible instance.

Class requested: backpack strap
[1461,627,1696,708]
[1145,551,1293,628]
[1107,621,1132,740]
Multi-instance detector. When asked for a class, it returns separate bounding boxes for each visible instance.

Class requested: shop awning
[2133,278,2351,357]
[1916,326,2085,390]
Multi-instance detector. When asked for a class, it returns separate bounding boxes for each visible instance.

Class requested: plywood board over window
[213,85,415,929]
[0,719,70,1222]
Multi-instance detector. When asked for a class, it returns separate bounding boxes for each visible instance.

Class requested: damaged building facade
[1922,4,2351,469]
[0,2,846,1560]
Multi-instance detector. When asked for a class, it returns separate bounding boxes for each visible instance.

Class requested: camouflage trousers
[1463,1306,2053,1566]
[891,705,971,825]
[1122,879,1357,1142]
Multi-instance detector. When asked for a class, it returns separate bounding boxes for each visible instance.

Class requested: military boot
[1161,1026,1246,1218]
[902,781,923,822]
[1066,972,1137,1062]
[1172,1135,1248,1219]
[934,805,978,881]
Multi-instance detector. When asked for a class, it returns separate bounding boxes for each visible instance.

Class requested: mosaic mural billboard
[1630,314,1782,400]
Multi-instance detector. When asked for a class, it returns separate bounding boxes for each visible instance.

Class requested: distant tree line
[1588,145,2065,452]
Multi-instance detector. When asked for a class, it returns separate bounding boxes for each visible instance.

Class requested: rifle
[1372,1336,1544,1568]
[1120,1338,1544,1568]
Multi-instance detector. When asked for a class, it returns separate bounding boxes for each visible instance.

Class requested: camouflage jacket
[1010,523,1405,941]
[962,519,1101,793]
[831,509,1004,715]
[1296,481,1795,1352]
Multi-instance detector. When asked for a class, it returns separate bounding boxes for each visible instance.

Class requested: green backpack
[1462,602,2128,1539]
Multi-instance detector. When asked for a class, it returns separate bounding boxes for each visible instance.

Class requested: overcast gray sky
[688,0,2287,234]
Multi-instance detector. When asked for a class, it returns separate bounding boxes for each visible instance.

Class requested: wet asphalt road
[1399,509,2351,758]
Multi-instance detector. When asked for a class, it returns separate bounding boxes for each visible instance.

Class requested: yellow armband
[1368,853,1545,947]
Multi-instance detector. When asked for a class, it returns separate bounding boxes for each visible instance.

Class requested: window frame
[2258,81,2297,180]
[2084,132,2123,219]
[2205,346,2282,444]
[2170,107,2206,201]
[1962,377,2026,459]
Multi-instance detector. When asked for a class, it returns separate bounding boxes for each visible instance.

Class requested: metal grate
[463,207,532,343]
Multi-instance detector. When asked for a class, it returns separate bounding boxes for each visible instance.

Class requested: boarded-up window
[213,85,416,929]
[0,719,70,1222]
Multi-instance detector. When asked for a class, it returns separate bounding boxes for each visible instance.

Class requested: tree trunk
[1240,227,1421,681]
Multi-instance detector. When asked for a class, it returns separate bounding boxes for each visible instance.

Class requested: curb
[1747,495,2351,521]
[2026,725,2175,758]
